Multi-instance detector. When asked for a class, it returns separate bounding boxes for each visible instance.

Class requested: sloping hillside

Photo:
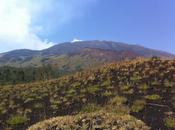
[0,48,139,85]
[0,41,174,67]
[0,57,174,130]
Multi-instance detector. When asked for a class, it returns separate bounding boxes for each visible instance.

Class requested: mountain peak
[71,38,83,43]
[0,40,174,67]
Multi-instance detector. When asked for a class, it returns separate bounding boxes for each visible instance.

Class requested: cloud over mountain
[0,0,98,52]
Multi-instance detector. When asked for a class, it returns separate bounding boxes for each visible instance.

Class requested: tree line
[0,65,60,85]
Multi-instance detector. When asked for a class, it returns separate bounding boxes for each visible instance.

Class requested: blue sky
[0,0,175,54]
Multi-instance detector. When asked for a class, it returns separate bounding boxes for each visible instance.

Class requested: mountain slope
[0,41,174,67]
[0,58,174,130]
[41,40,174,58]
[0,48,139,85]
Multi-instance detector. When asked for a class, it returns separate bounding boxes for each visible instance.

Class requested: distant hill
[0,41,174,68]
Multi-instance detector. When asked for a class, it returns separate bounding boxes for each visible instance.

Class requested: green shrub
[67,89,76,95]
[164,80,173,88]
[81,104,100,113]
[123,89,134,94]
[0,106,7,115]
[86,85,100,94]
[109,96,127,106]
[105,104,130,115]
[72,82,81,88]
[131,100,146,113]
[7,115,28,126]
[33,103,44,109]
[103,91,113,97]
[145,94,161,100]
[140,84,149,90]
[120,85,130,91]
[151,80,160,86]
[164,117,175,128]
[101,80,110,87]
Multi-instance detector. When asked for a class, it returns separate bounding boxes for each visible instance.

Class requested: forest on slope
[0,65,60,85]
[0,57,174,130]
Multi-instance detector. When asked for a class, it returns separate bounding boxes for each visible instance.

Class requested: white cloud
[0,0,54,52]
[71,38,83,43]
[0,0,98,52]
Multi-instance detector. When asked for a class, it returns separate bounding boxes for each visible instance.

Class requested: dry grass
[28,111,150,130]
